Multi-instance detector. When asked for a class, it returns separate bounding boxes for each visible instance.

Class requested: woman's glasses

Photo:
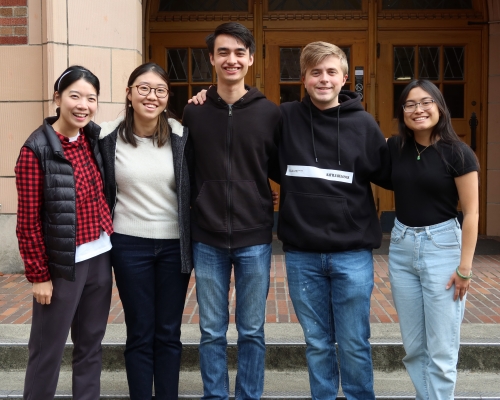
[403,99,435,113]
[130,85,169,98]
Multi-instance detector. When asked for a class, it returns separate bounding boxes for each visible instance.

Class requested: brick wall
[0,0,27,45]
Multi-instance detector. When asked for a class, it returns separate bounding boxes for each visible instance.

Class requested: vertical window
[269,0,362,11]
[394,47,415,81]
[382,0,472,9]
[393,46,465,118]
[167,48,215,118]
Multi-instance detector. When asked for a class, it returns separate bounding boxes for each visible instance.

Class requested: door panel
[150,32,255,117]
[264,31,368,208]
[149,27,483,223]
[264,31,368,105]
[377,30,483,221]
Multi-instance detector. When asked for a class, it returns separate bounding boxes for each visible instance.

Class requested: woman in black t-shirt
[387,79,479,400]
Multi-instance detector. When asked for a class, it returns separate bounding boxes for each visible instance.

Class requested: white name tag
[286,165,354,184]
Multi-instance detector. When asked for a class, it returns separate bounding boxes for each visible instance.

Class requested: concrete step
[2,324,499,372]
[1,369,499,399]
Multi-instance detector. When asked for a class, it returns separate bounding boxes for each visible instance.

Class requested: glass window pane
[269,0,361,11]
[280,48,301,81]
[160,0,247,12]
[393,84,407,118]
[170,85,188,119]
[418,47,439,80]
[443,84,464,118]
[382,0,472,9]
[280,85,301,104]
[167,49,188,82]
[444,47,464,81]
[394,47,415,81]
[192,49,212,82]
[340,47,350,80]
[192,85,211,97]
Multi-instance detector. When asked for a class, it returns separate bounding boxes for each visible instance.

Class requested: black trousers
[23,251,112,400]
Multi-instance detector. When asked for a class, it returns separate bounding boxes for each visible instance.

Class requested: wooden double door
[149,29,370,208]
[150,28,485,230]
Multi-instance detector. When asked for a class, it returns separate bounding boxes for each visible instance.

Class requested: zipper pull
[228,105,233,117]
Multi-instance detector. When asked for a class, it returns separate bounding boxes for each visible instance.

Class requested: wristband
[456,266,472,280]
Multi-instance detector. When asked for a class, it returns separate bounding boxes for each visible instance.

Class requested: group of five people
[16,21,478,400]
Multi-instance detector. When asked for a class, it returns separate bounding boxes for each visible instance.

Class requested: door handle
[469,112,478,151]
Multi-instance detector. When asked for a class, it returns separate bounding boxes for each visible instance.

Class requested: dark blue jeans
[111,233,190,400]
[193,241,272,400]
[286,249,375,400]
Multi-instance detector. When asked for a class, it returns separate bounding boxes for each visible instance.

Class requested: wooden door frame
[144,0,489,233]
[377,29,488,234]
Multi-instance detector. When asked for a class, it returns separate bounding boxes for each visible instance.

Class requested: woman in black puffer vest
[15,66,114,400]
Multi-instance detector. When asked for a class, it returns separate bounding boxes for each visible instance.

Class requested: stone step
[2,340,499,372]
[2,324,500,373]
[1,369,499,399]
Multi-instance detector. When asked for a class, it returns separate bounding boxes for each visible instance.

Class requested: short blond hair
[300,41,348,77]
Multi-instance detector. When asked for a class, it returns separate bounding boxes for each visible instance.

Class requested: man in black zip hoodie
[182,23,280,400]
[278,42,391,399]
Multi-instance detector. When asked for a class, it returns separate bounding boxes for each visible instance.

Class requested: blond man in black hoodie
[278,42,391,400]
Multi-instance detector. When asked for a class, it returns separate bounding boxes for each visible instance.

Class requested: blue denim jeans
[286,249,375,400]
[111,233,190,400]
[389,218,465,400]
[193,241,271,400]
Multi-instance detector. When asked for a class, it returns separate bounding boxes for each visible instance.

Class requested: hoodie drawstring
[309,105,318,163]
[337,106,341,165]
[309,104,341,165]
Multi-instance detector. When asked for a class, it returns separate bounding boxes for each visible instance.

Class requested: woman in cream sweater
[99,62,192,400]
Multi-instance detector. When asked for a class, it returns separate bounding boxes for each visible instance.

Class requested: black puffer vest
[22,117,105,281]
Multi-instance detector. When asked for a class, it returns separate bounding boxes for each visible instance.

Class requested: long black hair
[120,62,175,148]
[396,79,479,171]
[396,79,457,147]
[53,66,100,116]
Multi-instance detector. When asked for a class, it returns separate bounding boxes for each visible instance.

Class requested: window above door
[392,45,465,118]
[382,0,472,9]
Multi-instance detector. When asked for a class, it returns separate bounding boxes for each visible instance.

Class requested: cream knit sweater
[113,133,179,239]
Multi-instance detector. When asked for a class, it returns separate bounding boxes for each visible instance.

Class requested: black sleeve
[369,126,393,191]
[450,142,479,177]
[267,121,281,184]
[185,132,196,207]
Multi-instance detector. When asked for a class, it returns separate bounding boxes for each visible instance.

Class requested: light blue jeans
[193,241,271,400]
[286,249,375,400]
[389,218,466,400]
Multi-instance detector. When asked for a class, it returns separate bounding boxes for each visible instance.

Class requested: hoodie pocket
[279,192,362,249]
[232,180,272,230]
[193,181,227,232]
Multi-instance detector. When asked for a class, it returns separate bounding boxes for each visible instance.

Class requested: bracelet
[456,266,472,280]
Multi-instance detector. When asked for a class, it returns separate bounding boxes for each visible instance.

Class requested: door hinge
[263,44,266,59]
[377,43,380,59]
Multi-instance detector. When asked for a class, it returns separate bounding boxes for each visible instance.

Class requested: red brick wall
[0,0,28,45]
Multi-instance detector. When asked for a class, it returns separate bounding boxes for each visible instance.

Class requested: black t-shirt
[387,136,478,227]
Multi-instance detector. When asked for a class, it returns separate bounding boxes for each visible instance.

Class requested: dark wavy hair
[396,79,479,171]
[206,22,256,56]
[120,62,175,148]
[53,66,100,116]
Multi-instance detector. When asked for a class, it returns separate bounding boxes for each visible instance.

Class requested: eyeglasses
[403,99,435,113]
[130,84,169,98]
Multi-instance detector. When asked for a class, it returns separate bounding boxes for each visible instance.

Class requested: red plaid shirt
[15,130,113,282]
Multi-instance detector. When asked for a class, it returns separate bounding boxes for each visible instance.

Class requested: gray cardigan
[99,118,193,273]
